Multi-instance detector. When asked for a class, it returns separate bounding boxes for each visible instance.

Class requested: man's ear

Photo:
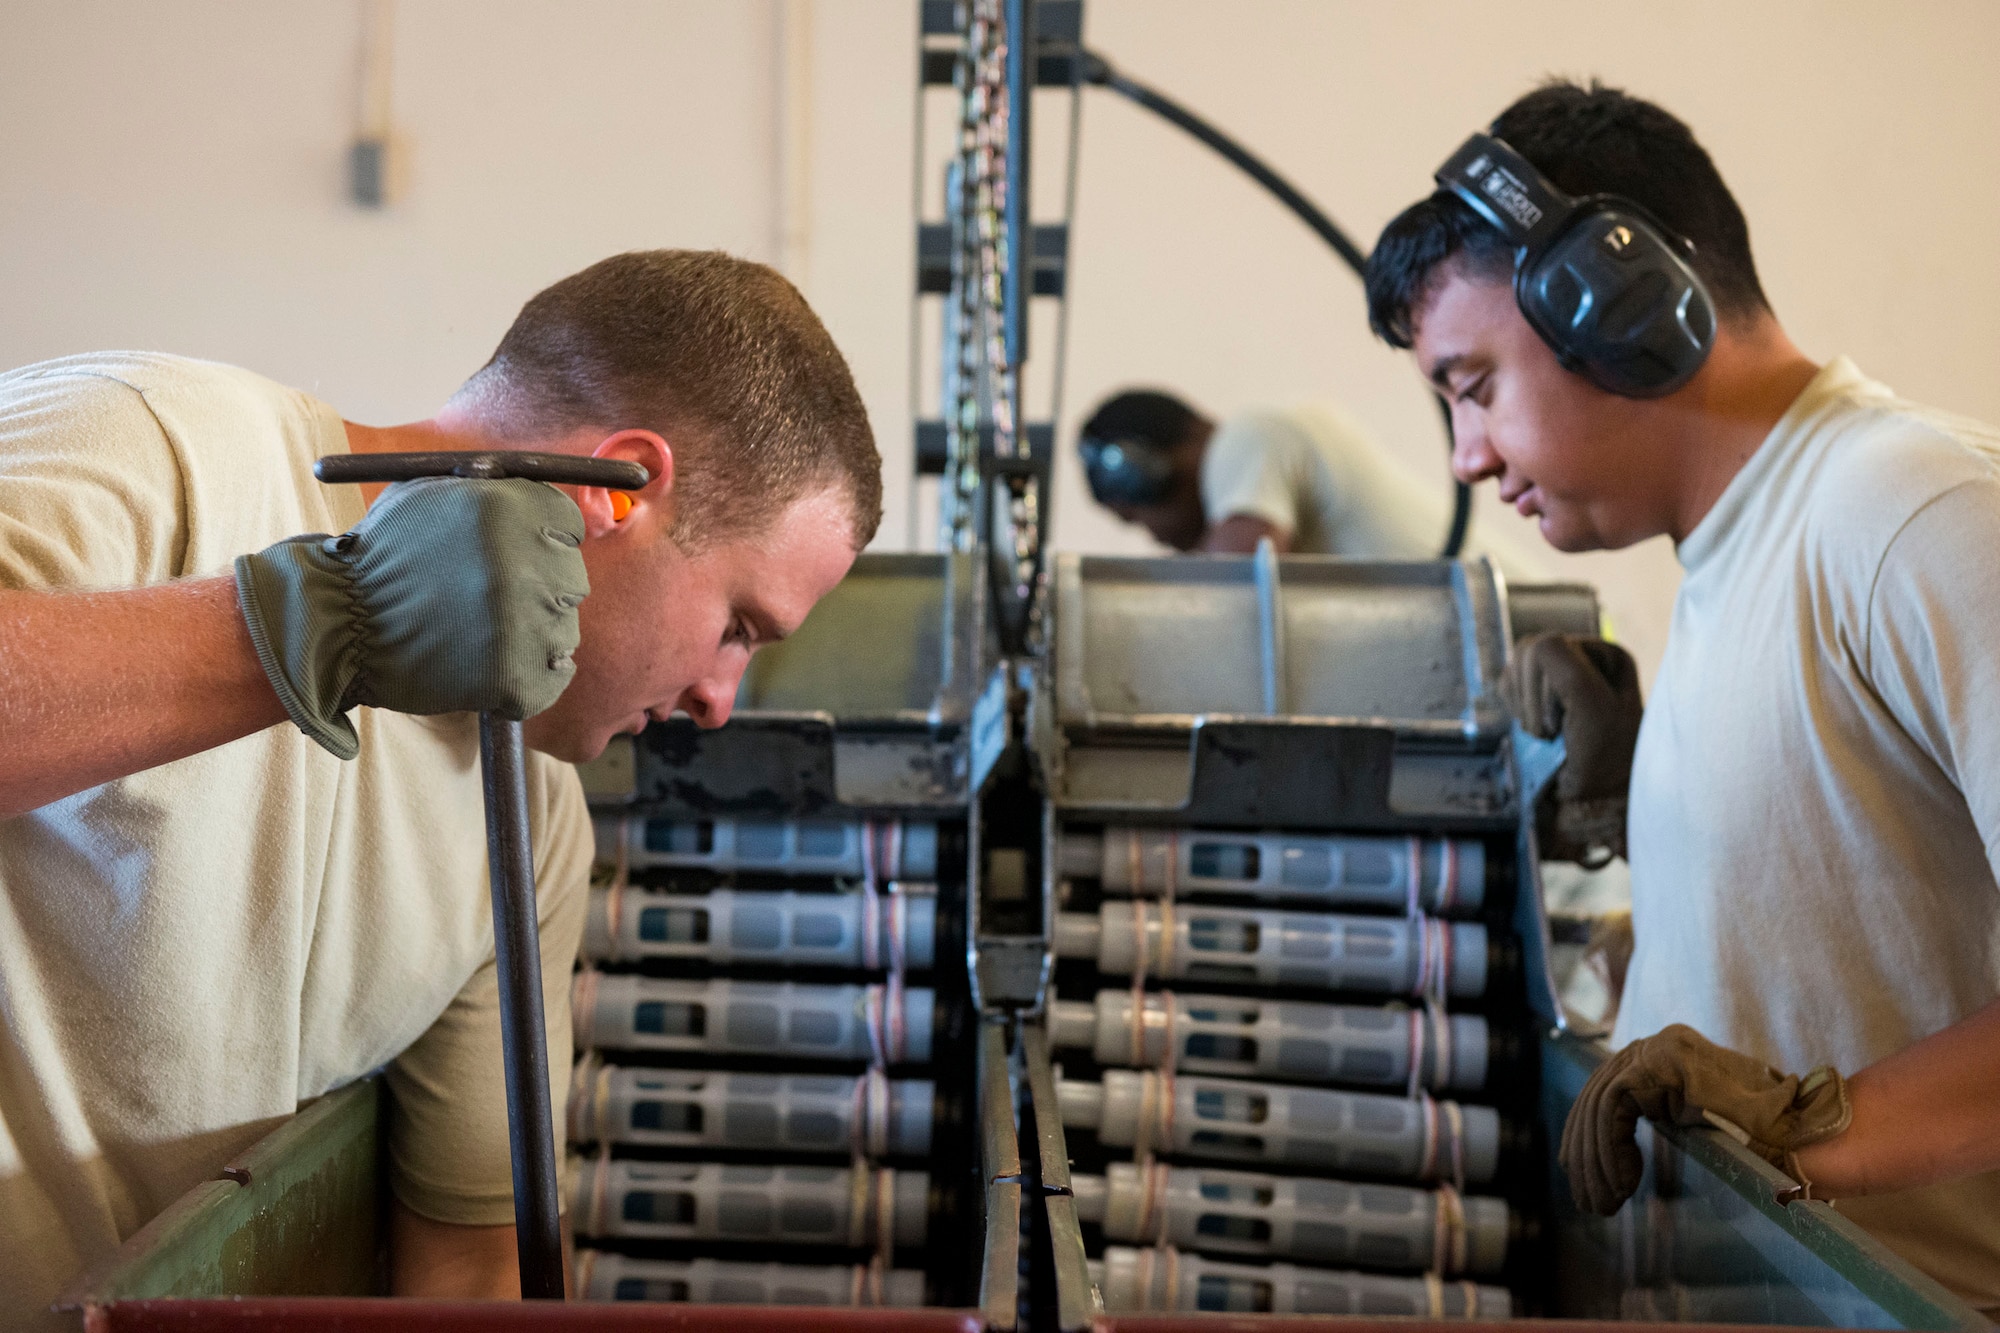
[578,429,674,539]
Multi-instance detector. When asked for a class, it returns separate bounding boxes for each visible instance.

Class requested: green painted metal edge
[1664,1124,1982,1331]
[57,1076,385,1307]
[1549,1032,1984,1331]
[1781,1203,1987,1332]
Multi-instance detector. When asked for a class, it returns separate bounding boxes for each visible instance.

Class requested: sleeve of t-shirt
[1862,476,2000,874]
[0,372,189,590]
[383,759,594,1226]
[1199,413,1313,537]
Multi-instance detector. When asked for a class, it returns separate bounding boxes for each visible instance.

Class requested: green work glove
[1500,633,1643,865]
[235,476,589,760]
[1559,1024,1852,1216]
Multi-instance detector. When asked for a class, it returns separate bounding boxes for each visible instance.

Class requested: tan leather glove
[1501,633,1643,865]
[1560,1024,1852,1215]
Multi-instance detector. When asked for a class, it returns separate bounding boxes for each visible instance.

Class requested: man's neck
[342,418,494,455]
[340,418,499,507]
[1655,316,1821,544]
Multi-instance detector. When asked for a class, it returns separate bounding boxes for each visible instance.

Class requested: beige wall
[5,1,1998,684]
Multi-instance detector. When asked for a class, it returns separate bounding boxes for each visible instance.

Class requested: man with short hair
[1365,81,2000,1308]
[0,249,881,1316]
[1076,387,1542,578]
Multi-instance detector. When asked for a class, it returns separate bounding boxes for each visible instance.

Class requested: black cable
[1080,49,1472,559]
[1080,51,1366,277]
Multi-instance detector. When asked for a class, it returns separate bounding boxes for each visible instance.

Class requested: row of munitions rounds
[568,1060,935,1157]
[1050,988,1490,1092]
[597,817,939,880]
[1092,1244,1511,1318]
[573,971,936,1065]
[1071,1161,1509,1275]
[585,886,937,970]
[1055,903,1488,998]
[571,1157,930,1250]
[1060,826,1485,915]
[574,1251,927,1307]
[1057,1069,1501,1184]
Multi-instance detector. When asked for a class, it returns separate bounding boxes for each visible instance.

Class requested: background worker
[1365,80,2000,1309]
[1075,386,1544,577]
[0,250,880,1320]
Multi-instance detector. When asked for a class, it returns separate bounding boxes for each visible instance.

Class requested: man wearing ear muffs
[1366,78,2000,1310]
[1075,387,1543,578]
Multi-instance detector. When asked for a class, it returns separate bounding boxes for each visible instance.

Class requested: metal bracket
[1181,719,1399,828]
[633,714,840,817]
[920,0,1083,86]
[914,420,1054,478]
[918,221,1068,297]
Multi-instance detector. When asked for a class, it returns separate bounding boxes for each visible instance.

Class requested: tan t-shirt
[0,353,591,1318]
[1198,402,1546,579]
[1620,357,2000,1309]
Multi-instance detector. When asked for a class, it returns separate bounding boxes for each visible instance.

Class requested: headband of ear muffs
[1434,132,1717,397]
[1079,433,1179,506]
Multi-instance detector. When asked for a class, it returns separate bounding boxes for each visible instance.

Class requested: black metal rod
[479,715,565,1299]
[1080,50,1473,557]
[311,450,639,1300]
[315,452,649,491]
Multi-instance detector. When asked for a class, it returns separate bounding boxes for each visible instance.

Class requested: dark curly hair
[1365,80,1769,349]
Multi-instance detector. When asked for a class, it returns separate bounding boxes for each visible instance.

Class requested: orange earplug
[609,492,633,522]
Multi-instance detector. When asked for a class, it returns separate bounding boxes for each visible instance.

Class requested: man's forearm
[1793,997,2000,1197]
[389,1199,576,1298]
[0,577,287,815]
[390,1200,526,1298]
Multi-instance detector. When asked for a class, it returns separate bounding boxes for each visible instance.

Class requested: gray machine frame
[578,544,1984,1329]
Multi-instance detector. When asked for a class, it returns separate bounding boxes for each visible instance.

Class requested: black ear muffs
[1080,434,1179,506]
[1435,133,1716,397]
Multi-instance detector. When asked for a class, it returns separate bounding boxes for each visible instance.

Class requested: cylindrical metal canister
[584,886,936,970]
[598,817,938,880]
[1049,989,1488,1092]
[1057,1070,1500,1185]
[570,1157,930,1249]
[1071,1162,1509,1275]
[575,1250,927,1307]
[1054,903,1487,999]
[567,1059,934,1158]
[1062,826,1484,916]
[573,972,935,1065]
[1092,1244,1511,1318]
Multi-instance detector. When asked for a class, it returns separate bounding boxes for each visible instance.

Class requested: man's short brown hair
[461,250,881,548]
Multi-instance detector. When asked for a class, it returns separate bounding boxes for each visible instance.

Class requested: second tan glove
[1500,632,1644,864]
[1559,1024,1852,1215]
